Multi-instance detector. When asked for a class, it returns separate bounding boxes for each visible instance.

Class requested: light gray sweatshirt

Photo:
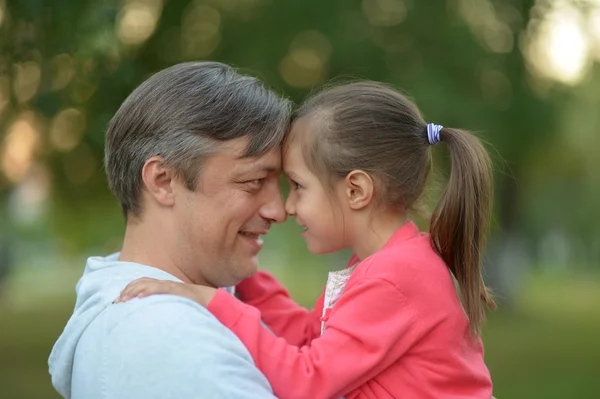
[49,253,277,399]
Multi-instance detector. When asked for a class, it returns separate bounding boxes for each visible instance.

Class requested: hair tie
[426,123,443,145]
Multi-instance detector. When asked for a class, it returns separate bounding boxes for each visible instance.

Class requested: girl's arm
[235,255,360,347]
[208,276,418,399]
[235,270,324,346]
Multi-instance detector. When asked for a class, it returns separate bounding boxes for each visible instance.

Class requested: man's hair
[104,61,292,216]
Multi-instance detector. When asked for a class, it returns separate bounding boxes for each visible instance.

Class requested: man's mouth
[238,230,268,249]
[239,231,261,239]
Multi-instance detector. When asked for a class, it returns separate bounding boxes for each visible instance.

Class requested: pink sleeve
[208,277,417,399]
[235,271,324,346]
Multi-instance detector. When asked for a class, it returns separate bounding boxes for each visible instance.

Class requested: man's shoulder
[93,295,258,366]
[104,295,232,338]
[77,295,277,398]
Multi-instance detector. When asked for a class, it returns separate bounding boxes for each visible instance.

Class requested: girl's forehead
[286,115,322,151]
[289,116,311,134]
[292,111,329,133]
[282,140,303,165]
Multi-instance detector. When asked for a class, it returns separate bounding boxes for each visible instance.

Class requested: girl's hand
[115,278,217,306]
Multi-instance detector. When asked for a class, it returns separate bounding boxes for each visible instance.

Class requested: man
[49,62,291,398]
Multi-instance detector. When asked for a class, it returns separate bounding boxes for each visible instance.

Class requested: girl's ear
[342,170,374,210]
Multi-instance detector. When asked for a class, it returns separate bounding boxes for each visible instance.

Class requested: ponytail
[429,127,496,336]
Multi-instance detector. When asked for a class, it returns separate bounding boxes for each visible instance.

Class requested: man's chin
[228,256,259,285]
[241,257,259,278]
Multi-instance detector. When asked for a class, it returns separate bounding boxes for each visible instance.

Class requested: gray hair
[104,62,292,216]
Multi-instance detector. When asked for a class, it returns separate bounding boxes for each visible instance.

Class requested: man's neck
[118,217,195,284]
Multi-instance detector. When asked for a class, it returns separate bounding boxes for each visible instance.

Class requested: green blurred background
[1,0,599,398]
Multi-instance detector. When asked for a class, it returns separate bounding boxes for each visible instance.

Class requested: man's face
[174,137,286,287]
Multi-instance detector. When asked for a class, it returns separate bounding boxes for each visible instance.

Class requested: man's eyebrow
[238,163,281,175]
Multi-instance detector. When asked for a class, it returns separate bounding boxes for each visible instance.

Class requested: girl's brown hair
[293,81,496,335]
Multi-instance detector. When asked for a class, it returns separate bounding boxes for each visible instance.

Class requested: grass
[483,273,600,399]
[0,271,599,398]
[0,296,73,399]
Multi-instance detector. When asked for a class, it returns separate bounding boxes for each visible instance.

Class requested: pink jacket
[207,221,493,399]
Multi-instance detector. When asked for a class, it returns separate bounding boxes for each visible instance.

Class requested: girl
[118,81,496,399]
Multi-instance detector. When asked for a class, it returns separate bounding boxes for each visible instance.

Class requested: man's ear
[342,170,374,210]
[141,156,176,208]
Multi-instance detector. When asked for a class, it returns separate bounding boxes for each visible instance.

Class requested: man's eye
[248,179,264,187]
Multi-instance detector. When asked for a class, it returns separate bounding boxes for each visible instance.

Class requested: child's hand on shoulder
[115,278,217,306]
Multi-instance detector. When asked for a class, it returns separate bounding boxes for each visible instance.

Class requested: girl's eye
[291,180,301,190]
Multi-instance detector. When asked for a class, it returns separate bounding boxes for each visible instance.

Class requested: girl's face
[283,119,348,255]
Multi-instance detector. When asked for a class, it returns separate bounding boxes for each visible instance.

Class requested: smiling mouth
[238,231,265,251]
[239,231,260,239]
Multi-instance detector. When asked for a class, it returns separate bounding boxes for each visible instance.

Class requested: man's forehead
[212,137,280,169]
[233,150,282,175]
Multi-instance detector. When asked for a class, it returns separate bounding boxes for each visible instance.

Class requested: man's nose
[260,181,287,224]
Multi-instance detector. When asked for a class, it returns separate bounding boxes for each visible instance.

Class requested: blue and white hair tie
[426,123,443,145]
